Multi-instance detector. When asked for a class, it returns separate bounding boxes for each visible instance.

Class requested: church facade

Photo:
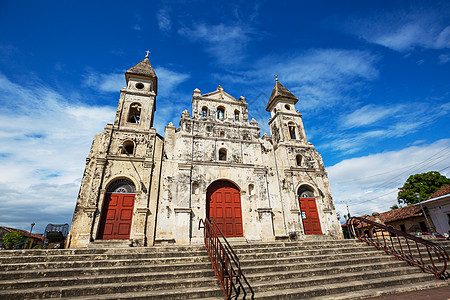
[67,56,342,248]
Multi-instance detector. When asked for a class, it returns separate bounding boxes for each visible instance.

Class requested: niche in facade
[234,110,240,121]
[192,182,200,195]
[248,184,254,196]
[218,148,227,161]
[217,106,225,120]
[296,155,302,166]
[202,106,208,118]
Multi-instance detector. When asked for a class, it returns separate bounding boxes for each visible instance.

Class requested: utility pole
[346,202,351,219]
[415,193,433,233]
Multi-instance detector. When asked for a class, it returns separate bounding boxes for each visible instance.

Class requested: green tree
[397,171,450,205]
[390,204,401,210]
[3,231,22,249]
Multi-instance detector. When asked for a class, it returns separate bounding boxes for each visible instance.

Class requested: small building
[0,226,45,249]
[344,204,436,238]
[422,185,450,236]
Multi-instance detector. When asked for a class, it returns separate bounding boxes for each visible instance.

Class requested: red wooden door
[299,197,322,234]
[207,181,243,237]
[98,193,135,239]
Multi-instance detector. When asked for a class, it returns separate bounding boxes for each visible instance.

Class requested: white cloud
[82,66,190,97]
[340,104,402,129]
[154,67,190,97]
[0,73,115,233]
[351,10,450,52]
[157,8,171,32]
[327,139,450,222]
[237,49,379,113]
[83,72,125,92]
[178,23,252,65]
[322,101,450,154]
[438,54,450,64]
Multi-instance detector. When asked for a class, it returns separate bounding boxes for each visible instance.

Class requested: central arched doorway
[98,179,136,240]
[298,185,322,235]
[206,180,243,237]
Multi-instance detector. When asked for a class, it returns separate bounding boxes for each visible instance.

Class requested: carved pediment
[201,85,238,102]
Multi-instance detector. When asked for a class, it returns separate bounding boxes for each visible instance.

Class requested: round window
[135,82,144,90]
[285,104,291,110]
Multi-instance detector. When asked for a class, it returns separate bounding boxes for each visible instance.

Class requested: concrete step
[239,250,389,267]
[232,242,369,254]
[244,261,409,281]
[0,277,221,299]
[0,245,206,257]
[228,239,361,249]
[0,261,213,281]
[311,280,450,300]
[0,254,211,271]
[241,256,405,274]
[87,239,133,248]
[252,272,437,299]
[0,268,216,290]
[0,249,208,264]
[65,286,224,299]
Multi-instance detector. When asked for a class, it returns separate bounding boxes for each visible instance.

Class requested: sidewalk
[369,286,450,300]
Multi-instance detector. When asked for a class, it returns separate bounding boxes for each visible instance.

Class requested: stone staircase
[0,239,449,299]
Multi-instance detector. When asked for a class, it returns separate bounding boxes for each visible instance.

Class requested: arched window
[220,131,225,138]
[288,122,297,140]
[121,140,135,155]
[107,179,136,194]
[218,148,227,161]
[202,106,208,118]
[298,185,314,198]
[127,103,141,124]
[234,110,240,121]
[217,107,225,120]
[296,155,302,166]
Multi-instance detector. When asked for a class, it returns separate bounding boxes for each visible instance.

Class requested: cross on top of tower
[145,50,151,58]
[274,74,278,81]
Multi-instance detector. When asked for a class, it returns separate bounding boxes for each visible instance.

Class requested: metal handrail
[199,218,254,299]
[349,216,449,279]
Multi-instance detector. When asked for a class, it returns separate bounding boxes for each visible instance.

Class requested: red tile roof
[342,204,424,228]
[0,226,45,241]
[427,185,450,200]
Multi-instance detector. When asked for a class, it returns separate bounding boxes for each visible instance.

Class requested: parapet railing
[199,218,254,299]
[348,216,449,279]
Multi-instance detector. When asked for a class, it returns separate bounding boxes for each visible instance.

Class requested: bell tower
[266,76,342,239]
[114,53,158,129]
[67,53,164,248]
[267,76,306,148]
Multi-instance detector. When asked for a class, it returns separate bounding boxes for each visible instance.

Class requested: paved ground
[369,286,450,299]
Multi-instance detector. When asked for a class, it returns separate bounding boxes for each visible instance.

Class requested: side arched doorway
[298,185,322,235]
[98,179,136,240]
[206,180,243,237]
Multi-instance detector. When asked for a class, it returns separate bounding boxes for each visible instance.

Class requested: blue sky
[0,1,449,233]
